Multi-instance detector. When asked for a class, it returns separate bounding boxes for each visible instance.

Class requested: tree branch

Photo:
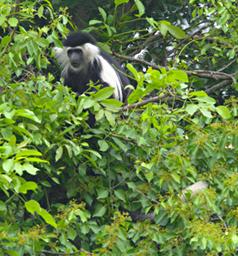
[205,80,232,94]
[122,95,174,111]
[113,52,235,82]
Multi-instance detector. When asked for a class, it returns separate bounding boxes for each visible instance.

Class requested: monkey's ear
[53,47,64,55]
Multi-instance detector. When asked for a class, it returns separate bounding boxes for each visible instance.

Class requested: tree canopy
[0,0,238,255]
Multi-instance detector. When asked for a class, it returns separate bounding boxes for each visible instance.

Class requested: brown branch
[205,80,232,94]
[186,70,235,81]
[113,52,236,82]
[122,95,174,111]
[113,52,163,69]
[40,249,93,255]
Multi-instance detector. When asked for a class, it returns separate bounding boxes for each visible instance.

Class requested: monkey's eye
[67,48,83,57]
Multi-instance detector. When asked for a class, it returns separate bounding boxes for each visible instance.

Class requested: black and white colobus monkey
[54,31,129,102]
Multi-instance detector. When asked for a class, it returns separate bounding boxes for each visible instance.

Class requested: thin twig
[218,59,237,72]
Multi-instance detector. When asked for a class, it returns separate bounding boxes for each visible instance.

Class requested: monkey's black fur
[55,31,129,102]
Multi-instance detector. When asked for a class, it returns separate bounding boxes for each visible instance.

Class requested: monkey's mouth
[71,61,81,68]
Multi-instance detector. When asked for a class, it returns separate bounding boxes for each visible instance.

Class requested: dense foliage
[0,0,238,255]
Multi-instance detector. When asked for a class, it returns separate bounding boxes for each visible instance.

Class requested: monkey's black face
[67,48,83,68]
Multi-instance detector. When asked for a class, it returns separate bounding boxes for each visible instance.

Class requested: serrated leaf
[216,106,231,119]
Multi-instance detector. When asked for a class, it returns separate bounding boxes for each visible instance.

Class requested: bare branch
[113,52,236,82]
[122,95,174,111]
[205,80,232,94]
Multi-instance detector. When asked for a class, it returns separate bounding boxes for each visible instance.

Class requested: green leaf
[105,110,115,126]
[25,200,57,228]
[0,16,6,26]
[8,17,18,27]
[189,91,208,97]
[98,140,109,152]
[97,189,109,199]
[186,104,199,116]
[39,208,57,228]
[115,0,129,7]
[16,149,42,158]
[25,200,41,214]
[170,70,189,82]
[15,109,41,123]
[134,0,145,17]
[75,209,90,223]
[55,146,63,162]
[127,88,144,104]
[98,7,107,22]
[216,106,232,119]
[22,163,39,175]
[38,6,44,18]
[2,159,14,173]
[114,190,126,202]
[19,181,38,194]
[89,19,102,25]
[158,20,170,37]
[167,24,186,39]
[101,98,123,111]
[0,200,7,212]
[200,108,212,118]
[93,87,114,101]
[83,98,95,109]
[146,17,158,28]
[93,205,107,217]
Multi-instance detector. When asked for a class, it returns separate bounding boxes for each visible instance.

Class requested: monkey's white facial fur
[54,43,100,74]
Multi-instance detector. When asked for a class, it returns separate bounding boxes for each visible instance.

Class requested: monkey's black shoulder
[63,31,97,47]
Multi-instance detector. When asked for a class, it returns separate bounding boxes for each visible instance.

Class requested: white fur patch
[82,43,100,62]
[98,56,123,101]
